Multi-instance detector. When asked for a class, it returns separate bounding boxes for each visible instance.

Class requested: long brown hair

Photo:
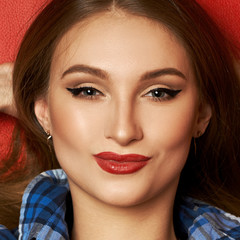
[4,0,240,228]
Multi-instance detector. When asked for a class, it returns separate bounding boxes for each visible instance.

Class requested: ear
[193,102,212,138]
[34,98,51,132]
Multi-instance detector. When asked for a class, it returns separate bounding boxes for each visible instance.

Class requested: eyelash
[66,86,182,101]
[145,88,182,102]
[67,86,103,100]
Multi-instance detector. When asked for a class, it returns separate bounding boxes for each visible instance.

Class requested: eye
[145,88,182,102]
[66,86,103,99]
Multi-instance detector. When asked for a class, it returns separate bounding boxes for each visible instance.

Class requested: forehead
[51,11,192,80]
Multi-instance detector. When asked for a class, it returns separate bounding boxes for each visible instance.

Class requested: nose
[104,100,143,146]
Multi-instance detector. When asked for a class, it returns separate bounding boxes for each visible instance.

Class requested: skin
[35,11,211,240]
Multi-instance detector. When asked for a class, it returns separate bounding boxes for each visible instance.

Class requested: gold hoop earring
[46,130,52,140]
[45,130,52,152]
[196,131,202,138]
[46,131,52,140]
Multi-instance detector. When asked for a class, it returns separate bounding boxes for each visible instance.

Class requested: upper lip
[94,152,150,162]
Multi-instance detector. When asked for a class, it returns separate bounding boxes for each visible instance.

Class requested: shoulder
[18,169,70,240]
[178,197,240,239]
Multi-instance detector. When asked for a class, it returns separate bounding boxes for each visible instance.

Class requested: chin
[95,184,154,208]
[101,195,148,208]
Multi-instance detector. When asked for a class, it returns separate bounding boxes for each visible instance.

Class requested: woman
[1,0,240,239]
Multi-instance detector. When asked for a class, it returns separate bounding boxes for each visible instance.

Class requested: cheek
[142,98,198,154]
[47,93,104,161]
[139,99,198,196]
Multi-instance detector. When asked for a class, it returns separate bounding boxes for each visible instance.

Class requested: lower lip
[94,157,149,174]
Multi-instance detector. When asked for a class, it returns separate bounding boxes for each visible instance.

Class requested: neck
[70,184,178,240]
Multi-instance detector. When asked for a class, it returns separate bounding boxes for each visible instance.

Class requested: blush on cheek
[149,113,195,147]
[48,96,101,162]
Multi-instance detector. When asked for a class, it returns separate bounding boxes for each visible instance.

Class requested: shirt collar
[18,170,70,240]
[18,169,240,240]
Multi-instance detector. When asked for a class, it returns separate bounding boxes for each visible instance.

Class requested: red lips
[93,152,150,174]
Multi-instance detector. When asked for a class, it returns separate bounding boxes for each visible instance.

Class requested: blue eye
[145,88,182,101]
[67,87,102,98]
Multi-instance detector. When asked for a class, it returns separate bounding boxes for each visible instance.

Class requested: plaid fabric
[18,170,69,240]
[1,169,240,240]
[178,197,240,239]
[0,225,17,240]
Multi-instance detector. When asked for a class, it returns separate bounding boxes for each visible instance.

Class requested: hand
[0,62,17,117]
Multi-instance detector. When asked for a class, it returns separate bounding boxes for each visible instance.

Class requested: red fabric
[197,0,240,58]
[0,112,17,159]
[0,0,51,64]
[0,113,25,174]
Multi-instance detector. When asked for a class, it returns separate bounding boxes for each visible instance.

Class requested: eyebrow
[61,64,186,81]
[61,64,109,80]
[140,68,186,81]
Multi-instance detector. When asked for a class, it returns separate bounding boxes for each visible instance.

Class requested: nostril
[104,118,143,146]
[104,102,143,145]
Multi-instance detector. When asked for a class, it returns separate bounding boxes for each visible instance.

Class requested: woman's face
[35,12,211,207]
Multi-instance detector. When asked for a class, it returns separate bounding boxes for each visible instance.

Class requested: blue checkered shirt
[1,169,240,239]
